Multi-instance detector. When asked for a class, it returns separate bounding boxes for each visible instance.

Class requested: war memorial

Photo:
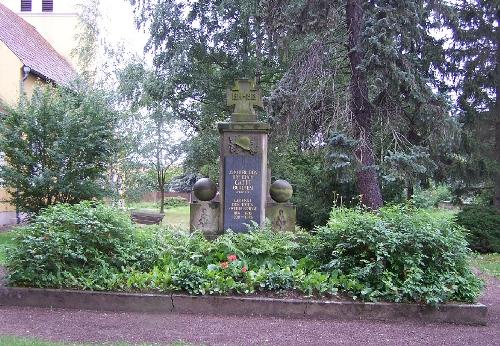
[190,79,296,237]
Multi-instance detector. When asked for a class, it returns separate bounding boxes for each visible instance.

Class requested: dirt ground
[0,272,498,345]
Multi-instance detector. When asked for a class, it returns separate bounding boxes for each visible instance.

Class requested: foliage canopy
[0,86,118,214]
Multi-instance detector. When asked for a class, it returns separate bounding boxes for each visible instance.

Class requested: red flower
[220,261,229,269]
[227,254,237,262]
[241,266,247,273]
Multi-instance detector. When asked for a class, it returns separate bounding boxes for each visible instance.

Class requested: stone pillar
[190,201,221,239]
[189,178,221,239]
[218,122,270,232]
[265,202,296,232]
[267,179,296,232]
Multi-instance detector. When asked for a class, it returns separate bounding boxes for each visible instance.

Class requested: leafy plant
[412,184,453,208]
[5,202,158,288]
[0,85,118,215]
[163,197,189,209]
[309,205,483,304]
[5,203,483,305]
[456,205,500,253]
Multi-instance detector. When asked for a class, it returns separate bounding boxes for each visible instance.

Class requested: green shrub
[213,226,308,268]
[163,196,189,209]
[5,203,483,305]
[473,189,494,206]
[0,86,118,214]
[309,205,482,304]
[5,202,159,288]
[456,205,500,253]
[412,184,452,208]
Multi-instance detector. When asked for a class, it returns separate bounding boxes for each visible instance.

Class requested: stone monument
[190,78,296,236]
[189,178,220,239]
[218,78,270,233]
[266,179,296,232]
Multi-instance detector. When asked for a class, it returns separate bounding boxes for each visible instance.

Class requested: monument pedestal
[266,202,296,232]
[218,122,270,232]
[189,201,221,239]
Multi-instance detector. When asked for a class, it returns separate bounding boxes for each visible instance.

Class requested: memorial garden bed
[2,202,484,308]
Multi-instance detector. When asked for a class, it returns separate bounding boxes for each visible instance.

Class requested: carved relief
[275,209,286,232]
[198,207,209,230]
[228,135,258,155]
[226,79,263,120]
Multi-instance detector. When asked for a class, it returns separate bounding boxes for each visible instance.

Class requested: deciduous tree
[0,86,118,214]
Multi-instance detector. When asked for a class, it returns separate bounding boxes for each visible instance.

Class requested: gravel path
[0,275,498,346]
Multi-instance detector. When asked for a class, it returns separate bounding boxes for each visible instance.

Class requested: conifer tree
[130,0,457,210]
[445,0,500,209]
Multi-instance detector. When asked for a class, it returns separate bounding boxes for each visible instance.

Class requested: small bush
[456,205,500,253]
[163,196,188,209]
[309,205,482,304]
[6,202,159,288]
[0,86,118,214]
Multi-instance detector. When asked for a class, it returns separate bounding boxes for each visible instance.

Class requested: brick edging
[0,287,487,325]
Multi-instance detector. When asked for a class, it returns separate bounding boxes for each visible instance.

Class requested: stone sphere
[270,179,293,203]
[193,178,217,201]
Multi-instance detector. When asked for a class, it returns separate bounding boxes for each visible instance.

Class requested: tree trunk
[158,167,165,214]
[160,177,165,214]
[494,8,500,211]
[407,182,414,201]
[346,0,383,210]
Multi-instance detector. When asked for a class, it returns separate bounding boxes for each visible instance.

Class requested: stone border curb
[0,287,487,325]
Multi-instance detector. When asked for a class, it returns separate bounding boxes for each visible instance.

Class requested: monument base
[190,202,221,239]
[265,202,296,232]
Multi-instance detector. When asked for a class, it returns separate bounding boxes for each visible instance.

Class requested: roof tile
[0,3,77,86]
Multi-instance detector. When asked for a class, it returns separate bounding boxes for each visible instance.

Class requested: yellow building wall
[0,189,13,212]
[0,43,19,211]
[23,74,45,98]
[0,41,22,105]
[0,43,49,212]
[0,1,79,216]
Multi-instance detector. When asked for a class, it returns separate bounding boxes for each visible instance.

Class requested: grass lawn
[0,336,195,345]
[128,201,159,211]
[0,231,15,265]
[163,206,190,229]
[471,253,500,279]
[128,204,190,230]
[0,336,69,346]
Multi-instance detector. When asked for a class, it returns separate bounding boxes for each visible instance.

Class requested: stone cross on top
[226,78,263,122]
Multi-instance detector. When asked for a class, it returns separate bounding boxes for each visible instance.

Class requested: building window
[20,0,32,12]
[42,0,53,12]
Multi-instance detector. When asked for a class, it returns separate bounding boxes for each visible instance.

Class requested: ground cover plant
[0,231,15,265]
[5,202,483,305]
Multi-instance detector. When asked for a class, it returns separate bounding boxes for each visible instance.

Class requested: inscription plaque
[223,155,262,232]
